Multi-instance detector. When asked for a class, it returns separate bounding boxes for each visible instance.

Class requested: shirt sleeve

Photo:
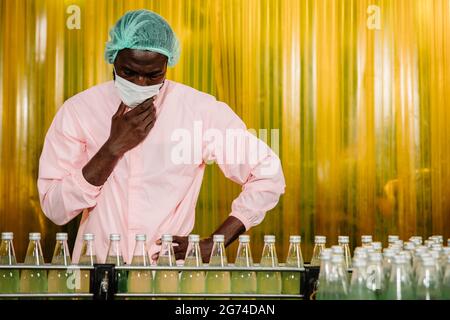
[37,101,102,226]
[202,101,286,231]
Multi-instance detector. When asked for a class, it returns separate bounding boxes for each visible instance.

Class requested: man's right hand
[82,98,157,187]
[105,98,157,157]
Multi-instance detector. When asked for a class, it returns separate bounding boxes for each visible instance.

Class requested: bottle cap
[289,235,301,243]
[239,235,250,243]
[189,234,200,242]
[383,249,395,258]
[1,232,13,240]
[29,232,41,240]
[83,233,95,241]
[338,236,349,243]
[264,235,276,243]
[388,235,400,242]
[361,235,373,243]
[161,234,173,242]
[213,234,225,242]
[135,234,147,241]
[56,232,68,241]
[109,234,121,241]
[314,236,326,244]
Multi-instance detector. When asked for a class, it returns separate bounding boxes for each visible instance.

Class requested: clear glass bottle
[0,232,19,293]
[388,235,400,247]
[180,234,205,297]
[105,233,127,293]
[282,235,303,295]
[382,248,395,284]
[366,252,384,298]
[361,235,373,248]
[338,236,352,269]
[128,234,152,294]
[76,233,96,293]
[347,258,376,300]
[415,257,442,300]
[310,236,326,266]
[48,232,73,293]
[384,255,414,300]
[154,234,178,297]
[20,232,47,293]
[231,235,256,295]
[327,254,349,300]
[206,234,231,297]
[257,235,282,294]
[316,249,332,300]
[442,255,450,299]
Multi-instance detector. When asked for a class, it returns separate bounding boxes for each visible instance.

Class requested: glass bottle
[105,233,127,293]
[205,234,231,297]
[0,232,19,293]
[154,234,178,297]
[316,249,332,300]
[128,234,152,294]
[48,232,73,294]
[384,255,414,300]
[338,236,352,269]
[20,232,47,293]
[282,235,303,295]
[327,254,349,300]
[310,236,326,266]
[180,234,205,297]
[366,253,384,298]
[231,235,256,295]
[257,235,282,294]
[347,258,376,300]
[76,233,96,294]
[415,257,442,300]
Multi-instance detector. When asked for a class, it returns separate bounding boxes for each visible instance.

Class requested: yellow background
[0,0,449,262]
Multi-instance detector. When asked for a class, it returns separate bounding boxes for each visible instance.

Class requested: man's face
[113,48,168,86]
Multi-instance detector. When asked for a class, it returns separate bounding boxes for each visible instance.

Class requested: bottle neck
[235,242,253,267]
[24,240,44,265]
[184,241,202,266]
[209,241,227,266]
[51,240,71,265]
[0,240,16,265]
[106,239,123,265]
[286,242,303,267]
[131,240,149,266]
[79,240,96,264]
[157,240,176,266]
[260,242,278,267]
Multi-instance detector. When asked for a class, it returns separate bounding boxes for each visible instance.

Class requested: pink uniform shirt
[38,80,285,264]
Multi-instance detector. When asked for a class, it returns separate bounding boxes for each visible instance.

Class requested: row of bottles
[314,234,450,300]
[0,232,304,296]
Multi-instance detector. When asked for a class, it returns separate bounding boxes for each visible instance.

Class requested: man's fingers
[172,236,187,243]
[114,103,127,117]
[175,252,185,260]
[152,253,159,261]
[127,97,155,116]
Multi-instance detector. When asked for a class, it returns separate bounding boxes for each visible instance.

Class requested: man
[38,9,285,264]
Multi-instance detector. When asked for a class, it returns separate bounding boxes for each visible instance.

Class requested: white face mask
[114,69,163,108]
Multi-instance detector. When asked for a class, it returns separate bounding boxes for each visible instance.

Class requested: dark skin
[82,49,245,263]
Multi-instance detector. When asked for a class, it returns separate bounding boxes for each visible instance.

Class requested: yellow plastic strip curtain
[0,0,449,262]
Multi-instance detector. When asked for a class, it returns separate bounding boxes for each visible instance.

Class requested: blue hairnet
[105,9,180,66]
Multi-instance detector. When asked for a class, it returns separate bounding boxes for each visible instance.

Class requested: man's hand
[82,99,156,187]
[105,99,157,157]
[151,236,214,263]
